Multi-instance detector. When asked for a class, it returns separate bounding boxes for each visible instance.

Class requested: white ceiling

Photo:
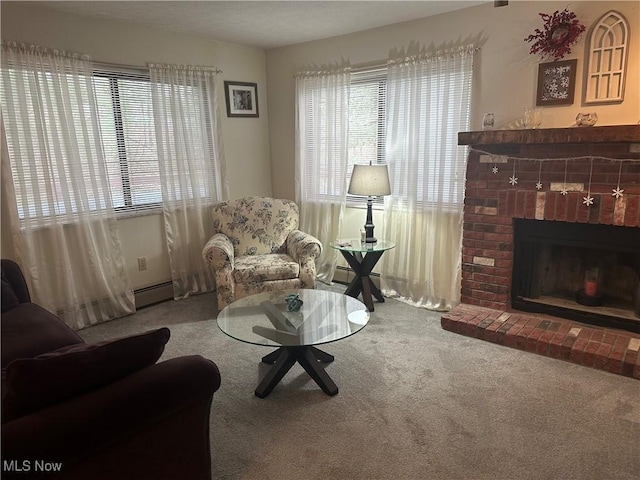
[32,1,489,49]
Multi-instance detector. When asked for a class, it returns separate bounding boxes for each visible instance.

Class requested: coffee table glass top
[217,289,369,347]
[329,238,396,253]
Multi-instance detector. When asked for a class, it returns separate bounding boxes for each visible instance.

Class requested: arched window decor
[583,10,629,104]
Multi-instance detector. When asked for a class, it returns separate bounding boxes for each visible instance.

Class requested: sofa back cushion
[2,327,171,422]
[1,303,84,368]
[211,197,299,257]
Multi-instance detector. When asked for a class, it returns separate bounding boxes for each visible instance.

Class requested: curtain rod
[94,61,147,71]
[351,60,387,73]
[337,46,482,73]
[94,61,223,74]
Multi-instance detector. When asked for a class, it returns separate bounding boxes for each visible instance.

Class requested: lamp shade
[348,164,391,196]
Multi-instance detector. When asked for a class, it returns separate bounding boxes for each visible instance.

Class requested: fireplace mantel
[458,124,640,146]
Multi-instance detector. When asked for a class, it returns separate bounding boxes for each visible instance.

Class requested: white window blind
[297,70,350,204]
[386,53,473,209]
[149,75,218,204]
[93,66,162,213]
[297,60,471,209]
[421,63,472,208]
[1,67,116,218]
[349,69,386,167]
[2,63,219,220]
[348,69,387,205]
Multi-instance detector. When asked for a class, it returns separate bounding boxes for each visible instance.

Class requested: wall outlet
[137,257,147,271]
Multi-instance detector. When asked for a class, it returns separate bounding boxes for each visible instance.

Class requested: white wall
[1,2,273,290]
[266,1,640,202]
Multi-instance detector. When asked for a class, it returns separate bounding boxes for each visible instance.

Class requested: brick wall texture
[462,151,640,311]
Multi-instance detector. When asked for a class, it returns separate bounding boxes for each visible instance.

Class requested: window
[2,64,215,220]
[398,66,472,208]
[347,69,386,205]
[347,63,470,209]
[93,67,162,213]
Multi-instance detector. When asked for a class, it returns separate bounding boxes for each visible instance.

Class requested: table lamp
[347,164,391,243]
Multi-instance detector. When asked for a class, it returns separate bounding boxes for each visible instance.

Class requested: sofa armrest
[202,233,235,269]
[1,259,30,303]
[1,355,220,478]
[286,230,322,263]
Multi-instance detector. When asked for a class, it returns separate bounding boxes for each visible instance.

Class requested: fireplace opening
[512,219,640,333]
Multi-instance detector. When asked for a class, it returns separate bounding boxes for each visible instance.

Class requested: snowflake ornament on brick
[509,159,518,186]
[612,163,624,199]
[535,161,543,190]
[612,187,624,199]
[583,157,594,207]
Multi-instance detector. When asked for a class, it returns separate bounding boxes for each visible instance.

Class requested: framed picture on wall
[536,59,577,106]
[224,81,259,117]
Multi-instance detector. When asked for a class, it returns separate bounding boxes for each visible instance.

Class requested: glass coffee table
[217,289,369,398]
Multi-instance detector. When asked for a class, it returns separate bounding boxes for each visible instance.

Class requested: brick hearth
[447,126,640,377]
[441,304,640,378]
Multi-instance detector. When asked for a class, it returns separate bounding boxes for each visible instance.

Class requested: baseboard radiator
[134,281,174,308]
[133,269,379,308]
[333,265,380,287]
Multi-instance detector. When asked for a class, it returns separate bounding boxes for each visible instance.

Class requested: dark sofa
[1,259,221,479]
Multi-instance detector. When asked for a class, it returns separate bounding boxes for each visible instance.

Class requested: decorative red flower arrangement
[524,9,586,60]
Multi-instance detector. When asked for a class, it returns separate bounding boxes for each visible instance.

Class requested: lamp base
[363,198,377,244]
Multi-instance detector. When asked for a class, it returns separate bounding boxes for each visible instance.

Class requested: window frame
[347,68,387,208]
[93,64,164,217]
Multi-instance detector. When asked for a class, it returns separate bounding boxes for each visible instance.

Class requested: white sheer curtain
[0,41,134,329]
[381,45,475,310]
[148,63,227,299]
[295,66,351,283]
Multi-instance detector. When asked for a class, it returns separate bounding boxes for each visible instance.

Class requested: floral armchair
[202,197,322,312]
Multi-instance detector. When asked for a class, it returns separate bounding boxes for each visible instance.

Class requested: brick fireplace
[441,125,640,378]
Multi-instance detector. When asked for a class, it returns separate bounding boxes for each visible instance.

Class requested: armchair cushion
[2,328,170,422]
[233,254,300,283]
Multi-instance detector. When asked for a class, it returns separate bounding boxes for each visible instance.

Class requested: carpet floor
[79,286,640,480]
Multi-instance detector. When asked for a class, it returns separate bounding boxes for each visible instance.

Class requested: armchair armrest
[286,230,322,263]
[202,233,235,269]
[1,356,220,479]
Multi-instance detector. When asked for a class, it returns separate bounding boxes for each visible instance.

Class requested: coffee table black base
[256,346,337,398]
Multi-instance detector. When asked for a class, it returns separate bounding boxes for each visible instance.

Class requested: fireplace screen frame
[512,219,640,333]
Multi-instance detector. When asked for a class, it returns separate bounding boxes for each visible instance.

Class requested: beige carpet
[79,285,640,480]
